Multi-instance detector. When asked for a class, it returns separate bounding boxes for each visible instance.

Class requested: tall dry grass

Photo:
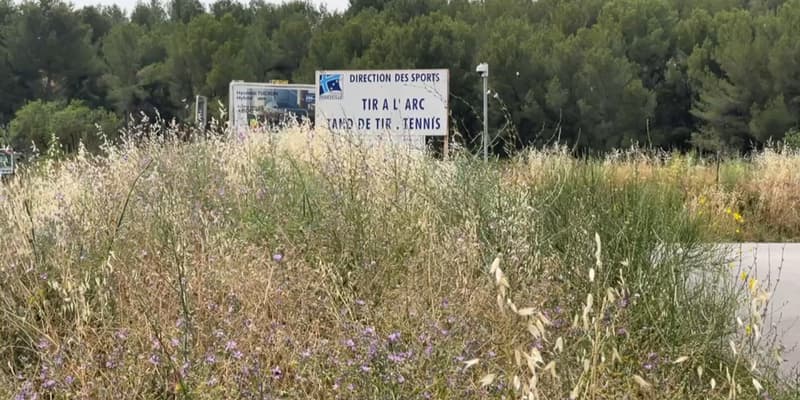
[0,120,797,399]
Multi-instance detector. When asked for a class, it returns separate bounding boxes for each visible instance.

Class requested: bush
[785,128,800,151]
[9,100,120,155]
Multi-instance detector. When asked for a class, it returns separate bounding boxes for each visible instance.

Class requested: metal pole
[483,75,488,162]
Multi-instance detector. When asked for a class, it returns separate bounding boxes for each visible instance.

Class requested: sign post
[314,69,449,152]
[476,63,488,162]
[195,95,207,129]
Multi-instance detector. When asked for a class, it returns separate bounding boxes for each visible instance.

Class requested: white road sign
[314,69,449,138]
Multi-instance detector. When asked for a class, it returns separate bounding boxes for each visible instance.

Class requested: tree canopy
[1,0,799,155]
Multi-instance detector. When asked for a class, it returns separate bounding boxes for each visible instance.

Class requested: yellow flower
[736,228,741,234]
[749,277,757,291]
[699,195,707,205]
[740,271,748,281]
[733,212,744,223]
[725,207,733,215]
[745,324,752,336]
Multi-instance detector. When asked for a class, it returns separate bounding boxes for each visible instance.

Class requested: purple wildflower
[397,374,405,384]
[205,354,216,365]
[348,383,355,391]
[272,253,283,263]
[355,299,366,306]
[65,376,74,385]
[170,338,180,347]
[225,340,237,351]
[388,332,400,343]
[617,327,628,336]
[42,379,56,390]
[271,366,282,379]
[233,350,243,359]
[149,354,160,365]
[206,377,218,387]
[344,339,355,349]
[39,273,48,281]
[360,364,371,372]
[363,326,375,336]
[36,338,49,350]
[618,297,630,309]
[115,329,129,341]
[15,381,34,400]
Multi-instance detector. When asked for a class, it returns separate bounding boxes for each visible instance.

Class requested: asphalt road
[720,243,800,377]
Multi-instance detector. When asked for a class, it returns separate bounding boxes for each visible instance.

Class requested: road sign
[314,69,449,139]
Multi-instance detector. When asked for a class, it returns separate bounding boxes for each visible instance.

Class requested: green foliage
[9,100,119,154]
[3,0,800,155]
[786,127,800,150]
[2,0,100,103]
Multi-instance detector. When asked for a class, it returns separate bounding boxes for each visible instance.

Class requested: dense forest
[1,0,800,155]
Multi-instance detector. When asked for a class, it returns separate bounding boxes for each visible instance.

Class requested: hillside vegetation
[1,122,798,398]
[3,0,800,155]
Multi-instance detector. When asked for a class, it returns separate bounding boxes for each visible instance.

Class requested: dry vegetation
[0,120,798,399]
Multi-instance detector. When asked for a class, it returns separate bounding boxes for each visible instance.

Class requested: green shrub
[9,99,120,155]
[785,127,800,151]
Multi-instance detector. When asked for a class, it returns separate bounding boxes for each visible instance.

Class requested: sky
[62,0,350,14]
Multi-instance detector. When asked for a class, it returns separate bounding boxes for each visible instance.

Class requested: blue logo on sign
[319,74,343,99]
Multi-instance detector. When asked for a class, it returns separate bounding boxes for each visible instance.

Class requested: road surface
[720,243,800,378]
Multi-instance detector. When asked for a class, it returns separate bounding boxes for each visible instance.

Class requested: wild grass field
[1,120,799,399]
